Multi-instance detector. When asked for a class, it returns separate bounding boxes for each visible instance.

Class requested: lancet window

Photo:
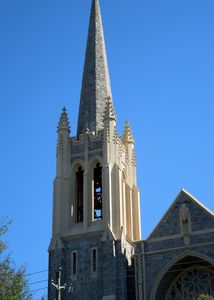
[71,251,77,279]
[75,166,84,223]
[93,163,103,220]
[91,248,97,275]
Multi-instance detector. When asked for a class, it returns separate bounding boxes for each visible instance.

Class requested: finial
[123,121,134,144]
[104,96,116,121]
[57,107,70,133]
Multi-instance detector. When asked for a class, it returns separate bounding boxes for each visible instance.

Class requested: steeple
[77,0,113,136]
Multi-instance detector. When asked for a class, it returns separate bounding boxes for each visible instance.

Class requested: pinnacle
[104,96,116,121]
[57,107,70,132]
[123,121,134,144]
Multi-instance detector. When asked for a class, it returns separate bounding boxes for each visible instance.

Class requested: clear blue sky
[0,0,214,298]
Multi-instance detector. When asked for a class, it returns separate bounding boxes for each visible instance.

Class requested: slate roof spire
[77,0,113,135]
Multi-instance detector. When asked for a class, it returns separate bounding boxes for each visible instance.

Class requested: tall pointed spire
[77,0,113,135]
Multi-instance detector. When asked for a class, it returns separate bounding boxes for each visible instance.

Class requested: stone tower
[48,1,141,299]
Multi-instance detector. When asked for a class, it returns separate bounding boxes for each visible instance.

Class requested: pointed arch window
[91,248,98,277]
[93,163,103,220]
[71,251,77,280]
[75,166,84,223]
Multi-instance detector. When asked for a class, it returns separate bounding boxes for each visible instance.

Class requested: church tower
[48,1,141,299]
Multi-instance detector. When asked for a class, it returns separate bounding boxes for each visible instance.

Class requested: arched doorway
[153,254,214,300]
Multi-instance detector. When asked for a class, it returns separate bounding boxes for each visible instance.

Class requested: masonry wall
[48,234,130,300]
[135,192,214,300]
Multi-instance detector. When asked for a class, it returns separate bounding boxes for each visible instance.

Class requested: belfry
[48,1,214,299]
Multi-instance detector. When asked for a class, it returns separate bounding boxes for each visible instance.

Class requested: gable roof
[147,189,214,241]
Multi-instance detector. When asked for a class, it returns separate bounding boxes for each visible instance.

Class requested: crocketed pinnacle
[104,96,116,121]
[123,121,134,144]
[57,107,70,132]
[77,0,114,135]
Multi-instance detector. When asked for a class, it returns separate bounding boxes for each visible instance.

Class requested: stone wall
[48,234,131,300]
[135,191,214,300]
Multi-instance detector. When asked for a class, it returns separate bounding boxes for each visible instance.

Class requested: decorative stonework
[131,150,136,167]
[104,125,110,143]
[118,140,124,157]
[125,146,129,165]
[113,126,117,144]
[57,107,70,132]
[180,203,192,246]
[123,121,134,144]
[104,96,116,121]
[166,266,214,299]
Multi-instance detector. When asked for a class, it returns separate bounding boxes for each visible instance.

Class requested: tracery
[166,265,214,300]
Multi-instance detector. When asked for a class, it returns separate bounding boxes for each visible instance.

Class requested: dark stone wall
[137,193,214,300]
[48,235,130,300]
[150,192,214,239]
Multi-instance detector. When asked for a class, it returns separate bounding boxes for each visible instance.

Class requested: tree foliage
[0,219,32,300]
[198,295,214,300]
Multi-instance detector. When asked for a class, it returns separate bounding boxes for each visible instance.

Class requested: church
[48,0,214,299]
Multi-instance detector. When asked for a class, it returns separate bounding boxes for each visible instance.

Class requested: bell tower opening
[93,163,103,220]
[75,166,84,223]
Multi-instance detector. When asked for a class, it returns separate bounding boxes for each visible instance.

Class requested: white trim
[182,189,214,217]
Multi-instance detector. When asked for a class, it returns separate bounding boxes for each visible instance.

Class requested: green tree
[0,219,32,300]
[198,295,214,300]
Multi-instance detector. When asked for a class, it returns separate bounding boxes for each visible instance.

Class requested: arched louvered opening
[93,163,102,220]
[75,166,84,223]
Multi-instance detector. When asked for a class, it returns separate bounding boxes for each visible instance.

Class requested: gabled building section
[147,189,214,242]
[135,190,214,300]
